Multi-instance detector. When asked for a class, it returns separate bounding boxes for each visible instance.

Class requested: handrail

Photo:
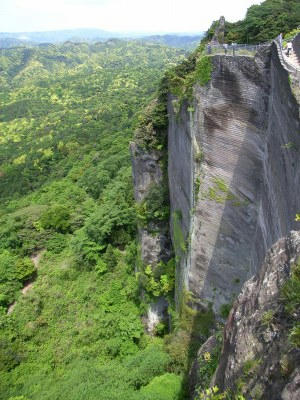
[205,43,260,57]
[274,34,300,75]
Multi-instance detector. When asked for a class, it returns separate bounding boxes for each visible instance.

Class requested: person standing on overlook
[287,41,293,56]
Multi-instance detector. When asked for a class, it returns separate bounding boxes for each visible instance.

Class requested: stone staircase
[283,50,300,71]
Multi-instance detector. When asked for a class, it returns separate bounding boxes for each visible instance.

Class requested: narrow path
[283,51,300,71]
[7,250,45,314]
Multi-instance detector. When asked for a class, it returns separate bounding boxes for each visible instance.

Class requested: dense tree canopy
[205,0,300,44]
[0,40,187,400]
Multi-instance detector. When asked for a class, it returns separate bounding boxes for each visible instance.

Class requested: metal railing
[274,34,300,75]
[205,43,261,57]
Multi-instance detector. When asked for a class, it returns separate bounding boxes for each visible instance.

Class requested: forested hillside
[0,41,187,400]
[205,0,300,43]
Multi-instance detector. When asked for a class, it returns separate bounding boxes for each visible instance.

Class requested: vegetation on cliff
[134,43,212,151]
[204,0,300,44]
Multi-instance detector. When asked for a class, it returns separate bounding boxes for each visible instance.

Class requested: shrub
[95,259,108,276]
[0,250,35,306]
[136,183,169,227]
[71,228,105,268]
[0,337,23,372]
[15,257,35,282]
[139,373,183,400]
[196,386,246,400]
[125,343,171,389]
[135,99,168,150]
[102,244,118,269]
[85,168,137,248]
[137,259,175,298]
[261,310,274,327]
[289,323,300,348]
[164,328,193,374]
[40,204,71,233]
[193,56,212,86]
[46,232,68,254]
[220,303,232,319]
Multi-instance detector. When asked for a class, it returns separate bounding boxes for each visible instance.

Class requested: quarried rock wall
[168,44,300,311]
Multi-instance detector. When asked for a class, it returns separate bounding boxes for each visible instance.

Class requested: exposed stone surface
[130,142,171,266]
[130,141,163,203]
[130,142,171,332]
[211,16,226,45]
[213,231,300,399]
[281,370,300,400]
[168,43,300,311]
[168,98,193,304]
[143,296,169,334]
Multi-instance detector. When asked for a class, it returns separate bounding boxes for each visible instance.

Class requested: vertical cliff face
[131,41,299,324]
[130,142,171,332]
[168,44,300,311]
[253,45,300,273]
[130,34,300,400]
[130,143,171,266]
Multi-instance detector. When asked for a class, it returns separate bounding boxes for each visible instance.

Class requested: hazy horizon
[1,0,262,34]
[0,27,203,36]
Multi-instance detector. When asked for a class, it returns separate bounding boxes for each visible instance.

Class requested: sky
[0,0,262,33]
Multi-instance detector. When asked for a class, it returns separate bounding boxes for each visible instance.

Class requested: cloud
[1,0,262,33]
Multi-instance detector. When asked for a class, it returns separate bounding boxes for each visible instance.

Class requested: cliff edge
[213,231,300,399]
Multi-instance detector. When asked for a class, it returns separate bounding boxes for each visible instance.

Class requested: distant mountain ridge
[0,29,204,50]
[0,28,124,43]
[140,34,203,49]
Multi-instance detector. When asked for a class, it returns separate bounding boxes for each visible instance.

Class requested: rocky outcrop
[130,143,170,265]
[168,43,300,312]
[130,142,171,332]
[213,231,300,399]
[211,16,226,45]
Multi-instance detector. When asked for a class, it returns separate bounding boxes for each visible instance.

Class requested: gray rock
[211,16,226,45]
[168,43,300,312]
[144,296,169,334]
[281,369,300,400]
[213,231,300,399]
[130,142,171,332]
[130,142,171,266]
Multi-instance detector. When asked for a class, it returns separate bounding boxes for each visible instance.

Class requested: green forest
[0,40,190,400]
[205,0,300,43]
